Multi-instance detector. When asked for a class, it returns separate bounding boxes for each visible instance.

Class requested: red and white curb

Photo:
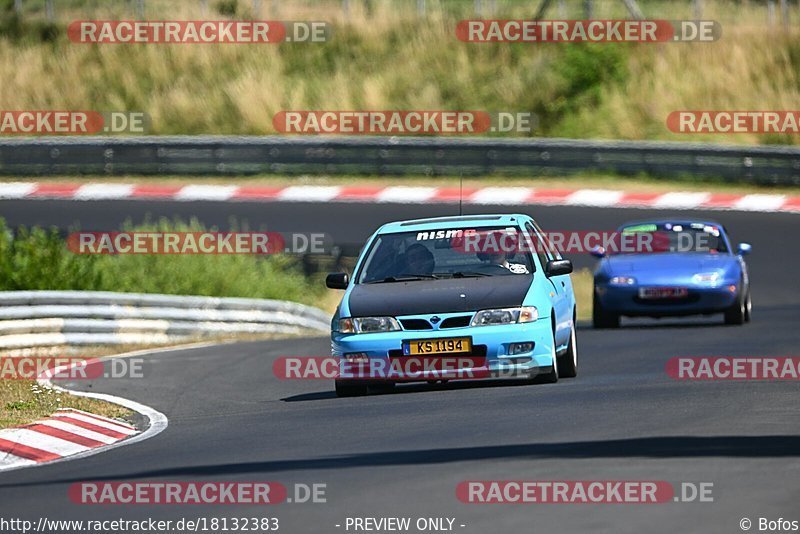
[0,182,798,213]
[0,346,185,474]
[0,408,137,470]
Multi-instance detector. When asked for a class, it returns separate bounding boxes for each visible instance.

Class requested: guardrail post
[583,0,593,19]
[692,0,703,19]
[557,0,567,18]
[130,0,145,19]
[14,0,22,15]
[780,0,789,30]
[45,0,54,22]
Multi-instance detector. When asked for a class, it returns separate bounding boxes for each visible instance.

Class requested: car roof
[376,214,529,234]
[617,219,726,231]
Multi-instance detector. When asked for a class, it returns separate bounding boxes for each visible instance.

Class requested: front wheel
[724,289,747,325]
[557,317,578,378]
[535,333,559,384]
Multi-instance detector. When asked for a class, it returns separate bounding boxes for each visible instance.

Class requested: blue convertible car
[592,219,752,328]
[326,214,578,397]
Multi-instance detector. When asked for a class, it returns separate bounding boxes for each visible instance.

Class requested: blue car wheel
[724,282,749,325]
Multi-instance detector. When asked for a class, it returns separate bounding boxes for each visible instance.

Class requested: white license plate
[639,287,688,299]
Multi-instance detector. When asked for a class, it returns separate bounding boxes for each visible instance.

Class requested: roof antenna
[458,172,464,216]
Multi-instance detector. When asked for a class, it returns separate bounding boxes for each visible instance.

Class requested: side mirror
[589,246,606,259]
[545,259,573,277]
[737,243,752,256]
[325,272,350,290]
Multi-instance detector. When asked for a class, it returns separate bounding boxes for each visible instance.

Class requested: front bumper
[595,283,739,317]
[331,319,555,382]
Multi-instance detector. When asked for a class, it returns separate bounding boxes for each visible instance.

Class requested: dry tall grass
[0,0,797,143]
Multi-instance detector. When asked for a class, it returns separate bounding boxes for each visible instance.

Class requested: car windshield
[357,227,534,284]
[614,222,729,255]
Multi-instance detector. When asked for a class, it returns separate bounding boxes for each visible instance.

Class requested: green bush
[0,218,325,306]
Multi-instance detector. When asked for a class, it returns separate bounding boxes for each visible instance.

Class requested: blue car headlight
[470,307,538,326]
[337,317,401,334]
[609,276,637,286]
[692,272,722,285]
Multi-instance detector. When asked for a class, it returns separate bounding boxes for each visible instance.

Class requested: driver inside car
[402,243,435,275]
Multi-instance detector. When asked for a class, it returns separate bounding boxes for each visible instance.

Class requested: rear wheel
[335,381,368,397]
[557,314,578,378]
[593,292,620,329]
[724,287,747,325]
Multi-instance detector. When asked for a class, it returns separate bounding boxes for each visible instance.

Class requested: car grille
[399,319,433,330]
[440,315,472,328]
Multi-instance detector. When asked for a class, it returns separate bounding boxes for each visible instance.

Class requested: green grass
[0,379,133,428]
[0,218,325,304]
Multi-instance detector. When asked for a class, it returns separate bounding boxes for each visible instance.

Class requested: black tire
[724,288,747,325]
[335,381,368,397]
[593,292,620,329]
[557,314,578,378]
[534,330,559,384]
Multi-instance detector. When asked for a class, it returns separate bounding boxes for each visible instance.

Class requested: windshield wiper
[434,271,493,278]
[364,274,439,284]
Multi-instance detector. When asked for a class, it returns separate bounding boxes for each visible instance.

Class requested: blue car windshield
[616,222,729,255]
[357,227,534,283]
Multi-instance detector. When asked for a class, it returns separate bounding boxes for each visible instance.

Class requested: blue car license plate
[639,287,689,299]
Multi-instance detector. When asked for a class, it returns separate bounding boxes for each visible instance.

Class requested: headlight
[337,317,401,334]
[470,307,538,327]
[692,272,721,284]
[609,276,637,285]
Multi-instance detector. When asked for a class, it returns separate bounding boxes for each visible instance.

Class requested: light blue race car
[325,214,578,397]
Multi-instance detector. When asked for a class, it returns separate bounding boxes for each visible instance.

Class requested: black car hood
[347,276,532,317]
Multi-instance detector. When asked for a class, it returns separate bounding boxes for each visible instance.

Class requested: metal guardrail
[1,136,799,185]
[0,291,331,349]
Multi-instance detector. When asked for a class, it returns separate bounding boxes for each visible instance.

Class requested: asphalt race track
[0,198,798,534]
